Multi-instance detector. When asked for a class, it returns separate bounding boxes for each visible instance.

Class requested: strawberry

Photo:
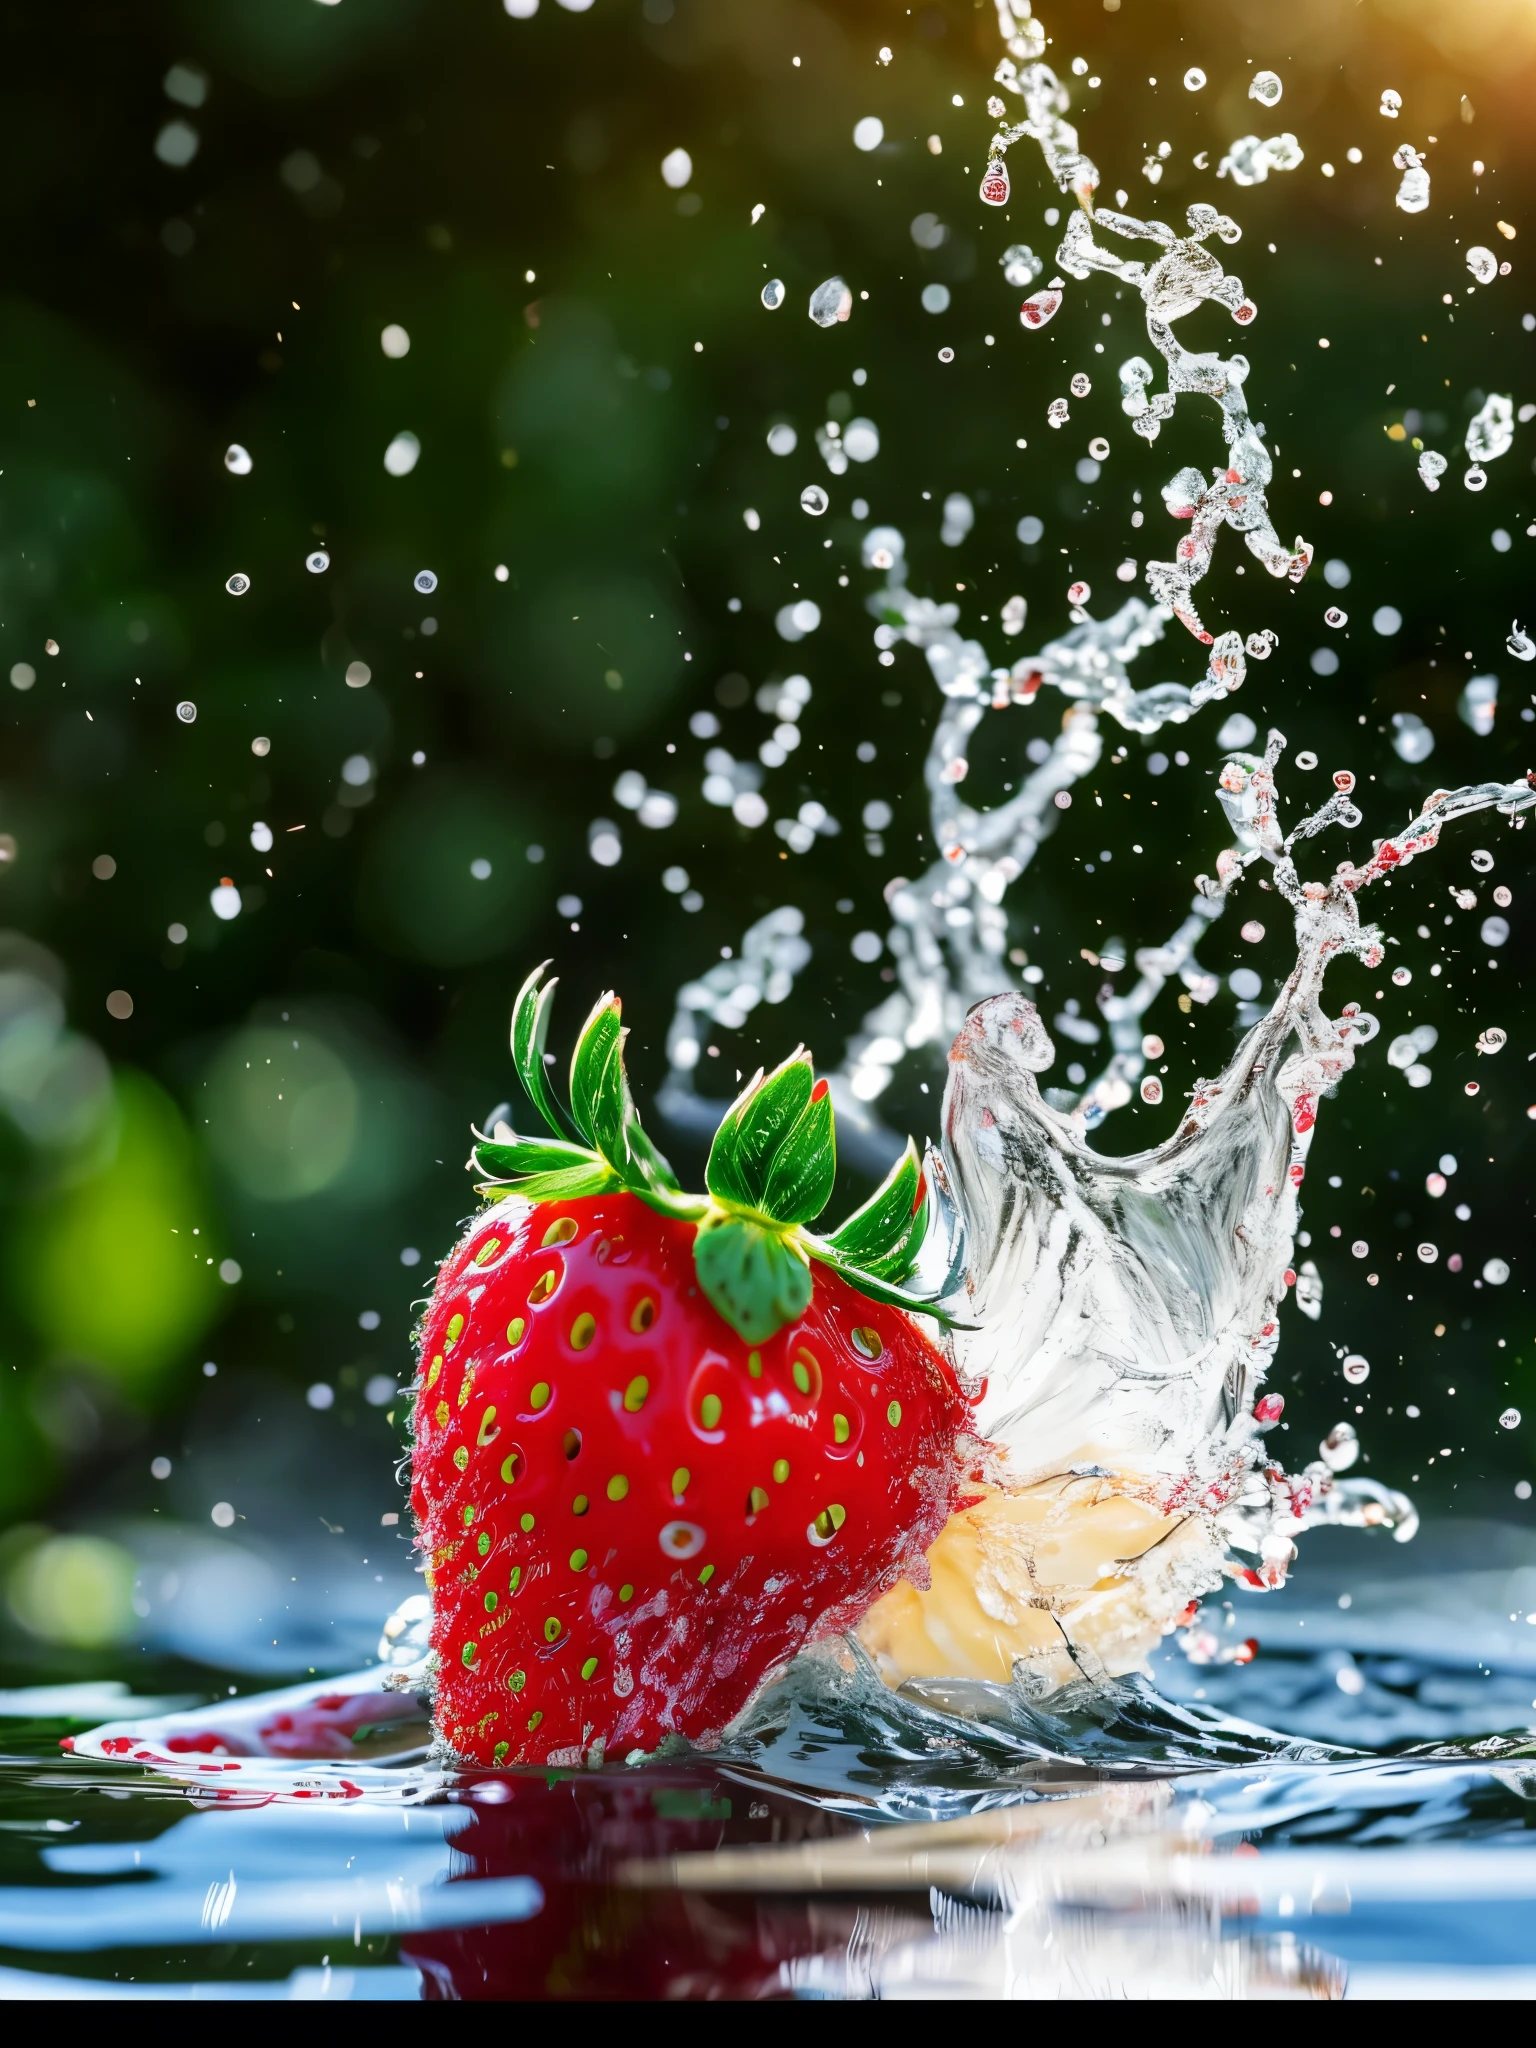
[411,964,968,1768]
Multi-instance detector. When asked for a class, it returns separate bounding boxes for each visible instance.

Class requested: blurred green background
[1,0,1535,1665]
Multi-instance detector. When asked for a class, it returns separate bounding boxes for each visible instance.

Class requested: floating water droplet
[1320,1420,1359,1470]
[1325,606,1347,628]
[1494,885,1512,907]
[1470,848,1494,872]
[1342,1354,1370,1384]
[1088,435,1110,460]
[306,550,330,574]
[979,159,1010,207]
[384,430,421,476]
[852,116,884,153]
[1240,920,1266,943]
[1047,397,1070,427]
[1067,580,1090,606]
[1391,711,1434,763]
[1295,750,1318,770]
[1465,463,1488,492]
[1183,67,1206,91]
[809,276,853,326]
[1501,1407,1522,1429]
[1053,790,1072,810]
[175,700,197,724]
[800,485,829,516]
[1482,914,1510,947]
[1139,1075,1162,1104]
[937,346,954,363]
[660,147,692,190]
[414,568,438,594]
[1417,1242,1439,1264]
[1476,1027,1507,1055]
[1020,287,1063,330]
[223,443,253,475]
[1466,392,1513,463]
[761,278,785,310]
[1069,372,1092,397]
[766,423,797,456]
[1484,1257,1511,1285]
[210,881,242,921]
[345,660,372,689]
[1380,88,1403,118]
[1333,769,1356,793]
[1250,70,1283,107]
[1001,243,1042,287]
[1417,448,1447,491]
[1392,966,1412,986]
[225,572,250,596]
[1426,1171,1446,1196]
[920,282,951,314]
[1466,245,1498,284]
[1394,144,1429,213]
[1507,621,1536,661]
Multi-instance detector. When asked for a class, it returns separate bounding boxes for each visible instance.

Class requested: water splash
[654,0,1533,1700]
[857,746,1535,1691]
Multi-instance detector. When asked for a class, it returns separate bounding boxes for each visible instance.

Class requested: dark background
[1,0,1533,1673]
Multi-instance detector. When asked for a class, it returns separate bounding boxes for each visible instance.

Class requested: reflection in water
[4,1527,1525,2000]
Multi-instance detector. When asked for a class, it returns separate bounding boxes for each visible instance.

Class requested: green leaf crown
[469,962,953,1344]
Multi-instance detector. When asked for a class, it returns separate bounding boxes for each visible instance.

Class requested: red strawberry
[411,964,968,1768]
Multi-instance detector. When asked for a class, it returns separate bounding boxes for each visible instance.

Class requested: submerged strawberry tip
[411,963,973,1769]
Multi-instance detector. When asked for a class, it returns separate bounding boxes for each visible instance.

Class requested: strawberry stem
[472,965,964,1341]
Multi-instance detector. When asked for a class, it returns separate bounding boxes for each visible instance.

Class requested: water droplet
[414,568,438,594]
[1140,1075,1163,1104]
[1240,920,1266,943]
[225,572,250,596]
[761,278,785,310]
[1392,966,1412,986]
[1501,1407,1522,1429]
[809,276,853,326]
[1295,750,1318,770]
[1325,606,1347,628]
[175,700,197,723]
[306,550,330,574]
[1020,287,1063,330]
[800,485,829,516]
[223,443,253,475]
[1380,88,1402,117]
[1485,1257,1511,1285]
[1047,397,1070,427]
[383,430,421,476]
[1465,464,1488,492]
[1183,66,1206,90]
[1466,245,1498,285]
[1250,70,1283,107]
[853,116,884,152]
[1342,1354,1370,1384]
